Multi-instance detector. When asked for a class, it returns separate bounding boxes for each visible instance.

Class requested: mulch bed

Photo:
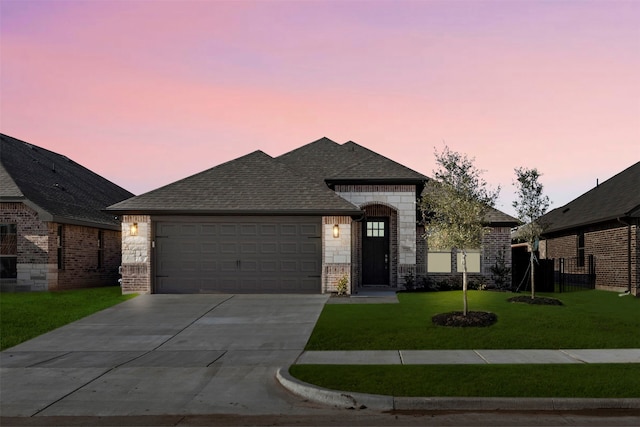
[431,311,497,327]
[507,296,563,306]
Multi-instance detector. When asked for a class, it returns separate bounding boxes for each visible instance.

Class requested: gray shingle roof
[541,161,640,234]
[1,134,134,228]
[107,150,362,216]
[278,137,429,183]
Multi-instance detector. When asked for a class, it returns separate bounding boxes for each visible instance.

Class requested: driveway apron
[0,294,329,417]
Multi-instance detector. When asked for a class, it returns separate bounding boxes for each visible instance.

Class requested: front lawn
[0,286,136,350]
[296,290,640,398]
[290,364,640,398]
[306,290,640,350]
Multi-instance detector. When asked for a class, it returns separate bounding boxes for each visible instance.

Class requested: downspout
[617,217,632,293]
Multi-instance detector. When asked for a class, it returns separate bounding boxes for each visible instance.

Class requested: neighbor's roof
[541,161,640,234]
[278,137,429,183]
[107,150,362,216]
[0,134,134,229]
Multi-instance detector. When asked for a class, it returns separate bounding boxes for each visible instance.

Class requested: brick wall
[55,223,122,290]
[414,225,511,288]
[543,221,639,294]
[1,202,122,291]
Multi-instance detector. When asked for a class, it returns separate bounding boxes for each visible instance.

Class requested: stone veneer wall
[335,185,416,287]
[120,215,152,294]
[322,216,352,294]
[1,202,55,291]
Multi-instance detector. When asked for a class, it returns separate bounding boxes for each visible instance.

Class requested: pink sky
[2,0,638,217]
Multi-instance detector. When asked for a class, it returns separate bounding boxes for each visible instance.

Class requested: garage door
[154,217,322,293]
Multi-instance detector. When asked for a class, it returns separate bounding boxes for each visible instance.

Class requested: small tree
[512,167,550,299]
[420,146,499,316]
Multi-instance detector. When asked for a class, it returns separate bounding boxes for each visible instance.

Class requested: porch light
[333,224,340,238]
[130,223,138,236]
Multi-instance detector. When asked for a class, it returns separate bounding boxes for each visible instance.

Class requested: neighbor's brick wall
[1,202,55,290]
[1,202,122,291]
[121,215,152,294]
[544,222,639,294]
[55,223,122,290]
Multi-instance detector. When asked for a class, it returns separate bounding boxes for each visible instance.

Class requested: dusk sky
[2,0,638,217]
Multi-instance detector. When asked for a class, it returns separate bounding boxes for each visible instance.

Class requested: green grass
[306,290,640,350]
[290,364,640,398]
[0,286,137,350]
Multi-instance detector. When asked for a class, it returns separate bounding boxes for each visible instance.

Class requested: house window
[427,250,452,273]
[0,224,18,279]
[97,230,104,269]
[57,225,64,270]
[456,249,481,273]
[366,221,385,237]
[577,232,585,267]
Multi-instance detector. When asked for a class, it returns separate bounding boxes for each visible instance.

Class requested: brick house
[0,134,134,291]
[108,137,518,295]
[539,161,640,295]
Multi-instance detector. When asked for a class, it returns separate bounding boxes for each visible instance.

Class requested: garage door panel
[155,217,321,294]
[280,243,298,254]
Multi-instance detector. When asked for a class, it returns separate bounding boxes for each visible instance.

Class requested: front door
[362,217,390,285]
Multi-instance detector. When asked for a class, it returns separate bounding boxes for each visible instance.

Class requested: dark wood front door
[362,217,390,285]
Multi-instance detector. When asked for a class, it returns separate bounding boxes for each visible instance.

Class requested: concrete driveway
[0,294,330,417]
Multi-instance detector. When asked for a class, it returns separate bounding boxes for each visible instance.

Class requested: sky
[1,0,638,217]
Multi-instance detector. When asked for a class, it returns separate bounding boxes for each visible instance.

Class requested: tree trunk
[462,250,468,316]
[530,250,536,299]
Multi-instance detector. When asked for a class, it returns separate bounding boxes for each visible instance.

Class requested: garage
[154,216,322,293]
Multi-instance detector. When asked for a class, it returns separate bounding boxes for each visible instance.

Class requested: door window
[366,221,385,237]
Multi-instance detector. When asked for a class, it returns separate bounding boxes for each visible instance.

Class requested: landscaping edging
[276,367,640,411]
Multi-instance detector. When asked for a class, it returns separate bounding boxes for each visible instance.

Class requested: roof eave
[543,212,640,236]
[105,208,365,217]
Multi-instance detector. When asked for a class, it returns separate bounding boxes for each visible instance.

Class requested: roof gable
[278,138,428,183]
[1,134,134,228]
[107,150,361,215]
[541,161,640,233]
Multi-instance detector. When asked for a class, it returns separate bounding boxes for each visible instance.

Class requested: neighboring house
[0,134,134,291]
[107,137,518,295]
[539,161,640,295]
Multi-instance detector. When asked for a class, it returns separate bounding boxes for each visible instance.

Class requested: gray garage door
[154,217,322,293]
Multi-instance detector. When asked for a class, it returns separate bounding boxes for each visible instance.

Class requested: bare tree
[513,167,550,299]
[420,146,499,316]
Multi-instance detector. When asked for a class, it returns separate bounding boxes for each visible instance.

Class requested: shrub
[336,274,349,296]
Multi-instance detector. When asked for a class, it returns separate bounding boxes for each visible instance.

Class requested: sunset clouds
[2,0,638,215]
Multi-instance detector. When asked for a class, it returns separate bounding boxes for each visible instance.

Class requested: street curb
[276,367,640,411]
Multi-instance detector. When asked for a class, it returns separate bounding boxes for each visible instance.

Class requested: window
[577,232,585,267]
[0,224,17,279]
[57,225,64,270]
[366,221,385,237]
[427,250,452,273]
[456,249,481,273]
[97,230,104,269]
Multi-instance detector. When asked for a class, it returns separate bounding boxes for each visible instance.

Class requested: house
[0,134,134,291]
[107,137,518,294]
[539,161,640,295]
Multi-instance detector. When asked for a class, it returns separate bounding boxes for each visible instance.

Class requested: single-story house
[107,137,518,294]
[0,134,134,291]
[539,161,639,295]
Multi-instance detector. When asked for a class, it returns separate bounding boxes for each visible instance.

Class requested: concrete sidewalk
[296,349,640,365]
